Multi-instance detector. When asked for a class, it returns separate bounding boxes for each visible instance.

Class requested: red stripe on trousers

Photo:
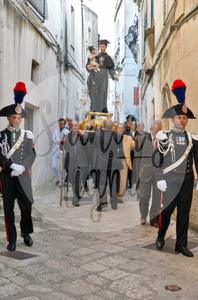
[159,194,163,230]
[4,210,9,242]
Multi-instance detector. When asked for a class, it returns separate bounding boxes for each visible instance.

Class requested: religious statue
[86,40,119,113]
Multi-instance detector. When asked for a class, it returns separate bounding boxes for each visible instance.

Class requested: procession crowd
[1,80,198,259]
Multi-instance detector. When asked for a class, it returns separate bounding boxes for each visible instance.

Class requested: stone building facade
[137,0,198,228]
[138,0,198,132]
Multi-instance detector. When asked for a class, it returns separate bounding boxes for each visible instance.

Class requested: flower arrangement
[124,16,138,49]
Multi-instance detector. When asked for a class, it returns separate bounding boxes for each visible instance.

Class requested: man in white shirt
[51,118,69,186]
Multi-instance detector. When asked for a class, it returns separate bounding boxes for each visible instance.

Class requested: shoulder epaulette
[192,134,198,141]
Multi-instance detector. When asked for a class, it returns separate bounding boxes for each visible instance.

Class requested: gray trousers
[98,169,120,209]
[68,161,86,205]
[138,175,161,222]
[51,150,66,182]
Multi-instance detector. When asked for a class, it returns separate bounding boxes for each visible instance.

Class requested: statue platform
[79,111,117,132]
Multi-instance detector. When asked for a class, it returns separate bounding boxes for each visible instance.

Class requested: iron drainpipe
[0,0,4,129]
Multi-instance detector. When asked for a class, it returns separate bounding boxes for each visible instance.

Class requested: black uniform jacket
[0,128,36,202]
[153,130,198,182]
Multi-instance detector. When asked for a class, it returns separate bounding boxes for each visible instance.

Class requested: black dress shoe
[95,204,107,211]
[102,108,108,113]
[156,235,165,249]
[73,204,80,207]
[150,222,159,228]
[21,232,33,246]
[128,184,132,189]
[7,242,16,251]
[118,199,124,203]
[175,246,194,257]
[95,205,102,211]
[111,206,117,210]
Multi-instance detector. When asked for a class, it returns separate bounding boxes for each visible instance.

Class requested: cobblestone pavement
[0,179,198,299]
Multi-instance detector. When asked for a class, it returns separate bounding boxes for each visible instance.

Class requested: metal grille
[25,0,49,22]
[0,250,39,260]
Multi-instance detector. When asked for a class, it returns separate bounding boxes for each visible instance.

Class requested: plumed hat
[162,79,195,119]
[0,82,29,118]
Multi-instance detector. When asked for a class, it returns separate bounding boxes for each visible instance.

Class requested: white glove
[196,183,198,192]
[11,170,20,177]
[157,180,167,192]
[10,163,25,175]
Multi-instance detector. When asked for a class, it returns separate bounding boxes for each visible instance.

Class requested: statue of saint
[86,40,119,113]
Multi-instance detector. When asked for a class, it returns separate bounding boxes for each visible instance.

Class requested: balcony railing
[24,0,49,23]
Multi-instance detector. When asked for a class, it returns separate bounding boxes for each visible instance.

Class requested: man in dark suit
[61,121,89,206]
[136,120,163,227]
[92,119,123,211]
[65,117,73,132]
[125,121,139,189]
[138,122,148,137]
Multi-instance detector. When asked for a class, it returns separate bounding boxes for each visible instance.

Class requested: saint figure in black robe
[86,40,119,113]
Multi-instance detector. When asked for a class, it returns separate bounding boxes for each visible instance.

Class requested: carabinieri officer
[154,79,198,257]
[0,82,36,251]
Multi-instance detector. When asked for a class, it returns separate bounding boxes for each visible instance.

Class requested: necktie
[153,138,156,150]
[73,134,77,157]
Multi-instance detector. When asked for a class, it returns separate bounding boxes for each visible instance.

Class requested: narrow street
[0,180,198,300]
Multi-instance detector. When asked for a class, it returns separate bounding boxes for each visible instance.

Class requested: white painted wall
[0,0,98,188]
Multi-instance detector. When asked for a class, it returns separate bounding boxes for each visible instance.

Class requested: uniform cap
[0,82,29,118]
[162,79,195,119]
